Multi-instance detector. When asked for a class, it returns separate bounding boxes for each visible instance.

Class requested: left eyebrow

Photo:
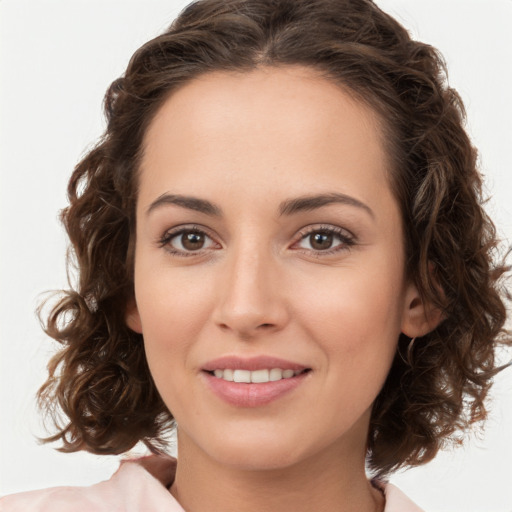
[279,193,375,219]
[146,193,222,217]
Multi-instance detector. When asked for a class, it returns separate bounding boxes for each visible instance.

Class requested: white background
[1,1,511,510]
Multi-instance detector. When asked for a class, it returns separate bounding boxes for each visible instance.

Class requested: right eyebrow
[279,192,375,219]
[146,193,222,217]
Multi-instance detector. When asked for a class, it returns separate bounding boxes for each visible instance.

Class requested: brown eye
[309,232,333,250]
[295,226,354,254]
[181,231,205,250]
[164,228,218,254]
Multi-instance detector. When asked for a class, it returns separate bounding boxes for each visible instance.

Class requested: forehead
[139,65,395,218]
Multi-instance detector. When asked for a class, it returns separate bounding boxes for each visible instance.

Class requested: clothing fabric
[0,456,424,511]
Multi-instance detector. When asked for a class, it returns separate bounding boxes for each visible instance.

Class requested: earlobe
[126,299,143,333]
[401,282,443,338]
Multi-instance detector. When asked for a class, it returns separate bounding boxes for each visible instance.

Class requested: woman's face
[128,66,425,471]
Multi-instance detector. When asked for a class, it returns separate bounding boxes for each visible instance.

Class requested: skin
[127,66,436,512]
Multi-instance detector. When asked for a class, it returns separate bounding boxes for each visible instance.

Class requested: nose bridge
[214,233,287,336]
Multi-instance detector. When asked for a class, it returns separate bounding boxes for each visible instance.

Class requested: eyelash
[158,224,356,258]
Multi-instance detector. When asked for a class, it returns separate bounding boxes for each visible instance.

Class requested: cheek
[135,269,216,418]
[295,261,404,368]
[135,266,214,369]
[297,266,404,426]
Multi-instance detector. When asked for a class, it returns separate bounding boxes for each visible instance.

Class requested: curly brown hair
[38,0,510,478]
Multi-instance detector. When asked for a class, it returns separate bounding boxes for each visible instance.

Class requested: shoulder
[383,483,425,512]
[0,485,111,512]
[0,457,182,512]
[1,458,423,512]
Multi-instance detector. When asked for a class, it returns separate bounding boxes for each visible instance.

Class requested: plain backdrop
[1,1,511,510]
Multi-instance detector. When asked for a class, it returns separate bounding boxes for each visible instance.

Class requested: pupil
[311,232,332,250]
[182,232,204,250]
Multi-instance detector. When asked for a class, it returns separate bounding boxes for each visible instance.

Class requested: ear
[125,298,143,334]
[400,281,443,338]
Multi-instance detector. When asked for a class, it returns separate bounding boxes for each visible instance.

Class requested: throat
[169,435,383,512]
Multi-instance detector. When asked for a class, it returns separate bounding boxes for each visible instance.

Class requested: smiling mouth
[202,360,311,407]
[206,368,311,383]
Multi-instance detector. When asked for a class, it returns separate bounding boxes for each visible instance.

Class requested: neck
[170,431,384,512]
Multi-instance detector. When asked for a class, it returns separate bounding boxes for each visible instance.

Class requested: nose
[212,244,289,340]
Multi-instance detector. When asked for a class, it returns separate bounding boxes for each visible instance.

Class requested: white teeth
[269,368,283,381]
[212,368,304,383]
[223,368,234,381]
[233,369,251,383]
[251,369,269,383]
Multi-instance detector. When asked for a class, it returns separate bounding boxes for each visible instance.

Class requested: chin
[183,424,313,471]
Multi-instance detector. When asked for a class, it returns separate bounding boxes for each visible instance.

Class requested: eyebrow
[279,193,374,219]
[147,193,222,216]
[146,192,374,219]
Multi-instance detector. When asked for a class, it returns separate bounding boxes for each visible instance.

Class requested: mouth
[201,356,312,407]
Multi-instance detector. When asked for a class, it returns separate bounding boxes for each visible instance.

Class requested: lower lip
[203,371,309,408]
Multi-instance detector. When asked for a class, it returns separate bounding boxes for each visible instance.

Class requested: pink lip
[201,356,311,408]
[203,372,309,408]
[202,355,307,372]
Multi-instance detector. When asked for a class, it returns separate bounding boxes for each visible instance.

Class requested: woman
[1,0,509,510]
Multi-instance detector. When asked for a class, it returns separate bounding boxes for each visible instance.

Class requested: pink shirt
[0,457,424,511]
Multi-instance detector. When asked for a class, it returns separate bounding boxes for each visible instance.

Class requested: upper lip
[202,356,309,372]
